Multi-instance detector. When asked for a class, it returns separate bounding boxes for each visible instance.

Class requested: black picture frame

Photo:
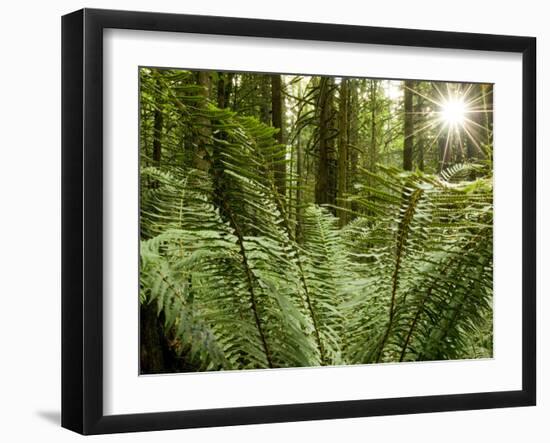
[62,8,536,435]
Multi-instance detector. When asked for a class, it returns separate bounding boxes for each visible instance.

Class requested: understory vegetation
[139,68,493,373]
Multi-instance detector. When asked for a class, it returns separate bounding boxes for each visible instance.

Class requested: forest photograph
[139,67,494,374]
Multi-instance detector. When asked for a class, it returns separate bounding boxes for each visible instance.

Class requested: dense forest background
[139,68,494,373]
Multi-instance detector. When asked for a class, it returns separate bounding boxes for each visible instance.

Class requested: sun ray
[441,128,452,170]
[461,83,475,102]
[460,122,486,157]
[432,82,447,102]
[403,84,444,108]
[403,118,441,141]
[463,115,491,132]
[425,124,447,155]
[456,125,466,160]
[464,90,493,108]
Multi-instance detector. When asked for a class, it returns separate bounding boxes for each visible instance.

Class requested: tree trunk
[315,77,335,209]
[414,88,424,171]
[216,72,233,109]
[337,79,348,226]
[482,83,493,151]
[368,80,378,171]
[217,73,225,109]
[271,75,286,198]
[465,84,485,162]
[348,79,360,215]
[295,138,304,243]
[403,80,414,171]
[152,74,163,166]
[195,71,211,172]
[140,303,167,373]
[260,76,271,125]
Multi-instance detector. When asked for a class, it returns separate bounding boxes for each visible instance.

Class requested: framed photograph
[61,8,536,435]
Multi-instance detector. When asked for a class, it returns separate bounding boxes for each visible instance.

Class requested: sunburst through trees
[400,81,493,173]
[139,68,493,374]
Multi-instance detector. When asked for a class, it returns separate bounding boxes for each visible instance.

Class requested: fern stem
[222,200,274,368]
[418,234,489,360]
[376,187,423,363]
[399,283,435,362]
[195,118,275,368]
[254,143,327,365]
[399,256,456,361]
[298,263,327,364]
[271,184,327,365]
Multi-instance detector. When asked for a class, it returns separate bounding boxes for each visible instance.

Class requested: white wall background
[0,0,546,441]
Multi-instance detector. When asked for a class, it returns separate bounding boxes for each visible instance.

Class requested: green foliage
[343,166,492,363]
[139,68,493,372]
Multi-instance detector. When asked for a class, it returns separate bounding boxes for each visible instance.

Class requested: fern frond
[343,166,493,363]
